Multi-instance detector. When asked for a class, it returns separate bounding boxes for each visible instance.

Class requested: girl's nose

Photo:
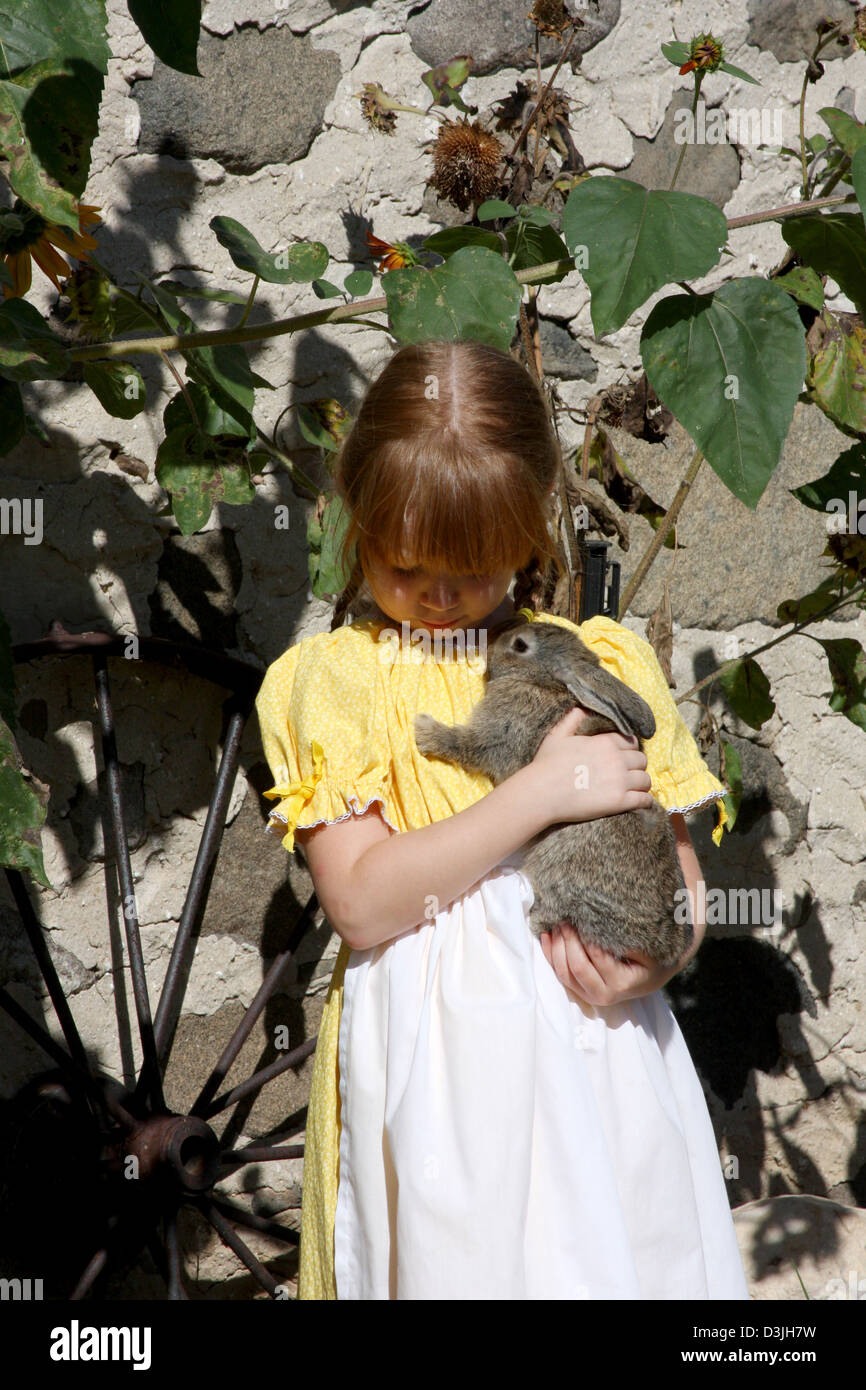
[422,576,460,609]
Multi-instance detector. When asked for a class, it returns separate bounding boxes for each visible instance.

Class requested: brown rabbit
[413,616,691,966]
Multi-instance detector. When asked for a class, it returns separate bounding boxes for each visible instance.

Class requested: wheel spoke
[70,1246,109,1301]
[5,868,92,1076]
[201,1199,287,1296]
[165,1210,188,1300]
[209,1194,299,1246]
[199,1036,317,1119]
[92,653,164,1111]
[152,702,249,1073]
[191,893,318,1118]
[219,1144,304,1165]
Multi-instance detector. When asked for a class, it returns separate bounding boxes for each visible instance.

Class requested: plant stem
[674,578,866,706]
[159,350,200,430]
[725,191,850,230]
[237,274,259,329]
[798,24,844,199]
[669,73,704,193]
[66,190,855,366]
[617,446,705,618]
[252,429,319,500]
[507,24,578,161]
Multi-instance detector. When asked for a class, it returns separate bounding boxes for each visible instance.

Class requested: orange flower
[364,230,416,272]
[1,201,102,300]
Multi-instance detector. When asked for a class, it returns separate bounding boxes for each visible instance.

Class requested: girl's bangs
[358,451,540,576]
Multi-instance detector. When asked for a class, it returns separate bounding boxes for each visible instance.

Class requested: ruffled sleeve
[530,611,729,846]
[254,629,399,854]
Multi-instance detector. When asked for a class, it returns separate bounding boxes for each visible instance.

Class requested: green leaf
[422,226,503,257]
[307,494,353,598]
[210,215,328,283]
[421,56,474,112]
[817,638,866,731]
[0,377,25,454]
[10,56,104,202]
[790,440,866,516]
[383,245,522,351]
[344,269,373,296]
[807,134,828,155]
[127,0,202,76]
[804,310,866,437]
[297,402,338,452]
[311,278,344,299]
[477,199,518,222]
[718,657,775,729]
[783,214,866,316]
[505,217,571,284]
[163,382,248,437]
[718,61,759,85]
[641,277,807,509]
[83,360,146,418]
[0,298,69,382]
[773,265,824,309]
[562,177,728,336]
[143,275,266,437]
[155,425,255,534]
[818,107,866,158]
[777,574,848,624]
[852,147,866,228]
[156,280,247,305]
[661,41,690,66]
[0,0,108,75]
[0,715,50,889]
[0,76,81,228]
[719,739,742,832]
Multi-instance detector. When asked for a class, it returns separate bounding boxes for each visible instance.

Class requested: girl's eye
[393,565,420,578]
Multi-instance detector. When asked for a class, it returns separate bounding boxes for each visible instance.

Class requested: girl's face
[365,551,516,633]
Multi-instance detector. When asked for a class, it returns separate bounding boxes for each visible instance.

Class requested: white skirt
[333,865,751,1301]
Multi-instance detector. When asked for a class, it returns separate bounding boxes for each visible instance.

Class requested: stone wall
[1,0,865,1298]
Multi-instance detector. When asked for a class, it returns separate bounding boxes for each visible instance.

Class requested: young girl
[255,339,751,1301]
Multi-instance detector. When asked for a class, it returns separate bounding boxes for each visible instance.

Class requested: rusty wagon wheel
[0,621,321,1301]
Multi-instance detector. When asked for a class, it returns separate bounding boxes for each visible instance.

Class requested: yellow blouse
[254,609,728,1299]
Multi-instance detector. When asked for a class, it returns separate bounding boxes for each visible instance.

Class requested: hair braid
[329,556,365,631]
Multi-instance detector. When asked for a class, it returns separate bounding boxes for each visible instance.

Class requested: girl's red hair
[335,340,562,584]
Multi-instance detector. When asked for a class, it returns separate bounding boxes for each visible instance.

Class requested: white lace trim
[664,788,724,815]
[263,793,401,840]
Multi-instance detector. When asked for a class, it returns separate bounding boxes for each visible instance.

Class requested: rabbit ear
[557,664,657,740]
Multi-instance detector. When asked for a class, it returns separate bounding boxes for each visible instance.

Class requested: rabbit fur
[413,616,691,966]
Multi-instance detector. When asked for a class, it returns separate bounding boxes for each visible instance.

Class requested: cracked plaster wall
[1,0,866,1296]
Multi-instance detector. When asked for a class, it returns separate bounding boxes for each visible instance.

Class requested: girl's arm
[296,707,654,952]
[539,811,708,1004]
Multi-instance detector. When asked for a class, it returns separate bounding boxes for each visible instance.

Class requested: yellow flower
[1,201,101,300]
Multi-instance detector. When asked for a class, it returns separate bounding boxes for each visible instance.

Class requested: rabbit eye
[511,637,530,653]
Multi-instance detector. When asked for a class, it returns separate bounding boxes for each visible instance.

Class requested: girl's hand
[538,922,684,1005]
[528,707,654,828]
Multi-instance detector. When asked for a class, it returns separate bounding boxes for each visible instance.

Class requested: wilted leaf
[718,657,775,730]
[817,637,866,731]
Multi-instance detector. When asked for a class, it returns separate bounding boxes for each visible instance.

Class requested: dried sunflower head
[427,117,504,211]
[854,6,866,52]
[359,82,398,134]
[526,0,581,40]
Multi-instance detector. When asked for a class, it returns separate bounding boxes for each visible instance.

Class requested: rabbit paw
[414,712,446,755]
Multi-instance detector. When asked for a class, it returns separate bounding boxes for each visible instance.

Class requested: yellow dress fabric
[254,609,728,1300]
